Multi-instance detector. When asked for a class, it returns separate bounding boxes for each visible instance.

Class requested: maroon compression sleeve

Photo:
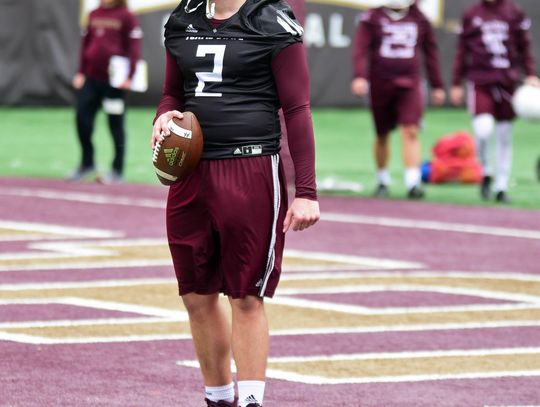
[352,21,371,79]
[155,50,185,122]
[125,14,142,79]
[422,19,444,89]
[272,43,317,200]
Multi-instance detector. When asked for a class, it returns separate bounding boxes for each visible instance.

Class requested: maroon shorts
[467,82,516,121]
[369,80,423,136]
[166,154,287,299]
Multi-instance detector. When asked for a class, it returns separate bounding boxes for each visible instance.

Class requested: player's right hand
[525,76,540,87]
[72,73,86,90]
[151,110,184,149]
[351,77,369,97]
[450,86,464,106]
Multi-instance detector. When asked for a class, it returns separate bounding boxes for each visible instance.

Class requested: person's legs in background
[494,120,512,202]
[70,78,102,181]
[471,113,495,199]
[400,124,424,199]
[102,87,127,183]
[370,82,396,198]
[397,84,424,199]
[373,133,391,197]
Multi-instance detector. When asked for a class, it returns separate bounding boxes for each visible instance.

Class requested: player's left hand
[283,198,320,233]
[431,88,446,106]
[119,79,132,90]
[525,76,540,87]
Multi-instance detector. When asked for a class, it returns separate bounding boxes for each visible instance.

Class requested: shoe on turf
[97,170,123,185]
[66,166,95,182]
[480,175,492,200]
[407,185,425,200]
[373,184,389,198]
[205,398,238,407]
[495,190,511,204]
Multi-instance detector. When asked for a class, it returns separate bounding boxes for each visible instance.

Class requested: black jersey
[164,0,303,159]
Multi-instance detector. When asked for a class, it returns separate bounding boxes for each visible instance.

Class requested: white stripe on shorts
[258,154,281,297]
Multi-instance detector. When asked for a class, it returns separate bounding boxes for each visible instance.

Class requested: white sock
[494,121,512,191]
[404,167,421,189]
[377,169,391,186]
[238,380,265,406]
[205,382,235,403]
[472,113,495,176]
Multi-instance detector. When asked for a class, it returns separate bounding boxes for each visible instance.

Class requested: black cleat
[495,190,510,204]
[407,185,425,200]
[205,398,238,407]
[480,175,492,200]
[373,184,389,198]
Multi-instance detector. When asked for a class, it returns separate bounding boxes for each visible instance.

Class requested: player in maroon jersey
[152,0,319,405]
[69,0,142,184]
[351,0,445,199]
[451,0,540,203]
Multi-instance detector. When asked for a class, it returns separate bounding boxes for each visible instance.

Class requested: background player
[152,0,320,405]
[351,0,445,199]
[70,0,142,183]
[451,0,540,203]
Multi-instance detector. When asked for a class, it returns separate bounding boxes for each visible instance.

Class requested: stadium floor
[1,177,540,406]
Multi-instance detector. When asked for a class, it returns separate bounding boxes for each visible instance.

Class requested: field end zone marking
[176,347,540,384]
[0,220,122,241]
[3,321,540,345]
[323,212,540,240]
[1,187,540,240]
[0,241,423,271]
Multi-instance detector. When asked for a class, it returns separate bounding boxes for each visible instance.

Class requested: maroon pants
[166,154,287,299]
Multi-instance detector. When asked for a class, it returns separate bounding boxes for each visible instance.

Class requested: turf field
[1,106,539,208]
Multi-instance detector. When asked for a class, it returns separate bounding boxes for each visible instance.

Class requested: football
[152,112,204,185]
[512,84,540,121]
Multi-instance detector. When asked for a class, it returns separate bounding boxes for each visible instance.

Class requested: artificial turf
[1,106,539,208]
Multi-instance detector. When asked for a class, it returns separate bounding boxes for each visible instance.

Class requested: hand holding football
[152,111,203,185]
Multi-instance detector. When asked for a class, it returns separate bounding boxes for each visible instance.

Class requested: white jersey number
[481,21,510,69]
[195,44,226,97]
[379,22,418,59]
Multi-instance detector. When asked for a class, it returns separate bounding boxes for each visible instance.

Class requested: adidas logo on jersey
[233,145,263,156]
[185,24,198,33]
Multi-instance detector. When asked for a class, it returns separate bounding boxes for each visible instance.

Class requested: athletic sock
[404,167,421,190]
[494,121,512,192]
[472,113,495,176]
[377,169,391,186]
[238,380,265,407]
[205,382,235,403]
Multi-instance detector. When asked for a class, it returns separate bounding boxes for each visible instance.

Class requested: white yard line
[323,212,540,240]
[1,187,539,240]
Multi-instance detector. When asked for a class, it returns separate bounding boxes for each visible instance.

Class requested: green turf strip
[1,106,539,208]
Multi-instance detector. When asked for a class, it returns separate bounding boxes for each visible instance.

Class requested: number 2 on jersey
[195,44,226,97]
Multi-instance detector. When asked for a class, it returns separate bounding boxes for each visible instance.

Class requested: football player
[351,0,445,199]
[70,0,142,183]
[451,0,540,203]
[152,0,319,406]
